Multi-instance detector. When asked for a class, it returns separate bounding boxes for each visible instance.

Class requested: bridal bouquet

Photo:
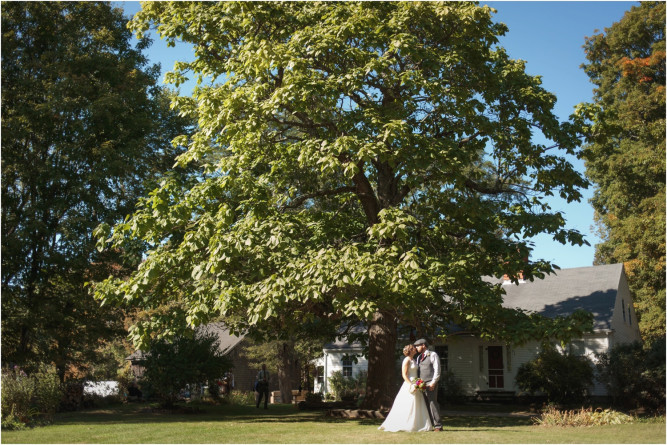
[410,378,426,394]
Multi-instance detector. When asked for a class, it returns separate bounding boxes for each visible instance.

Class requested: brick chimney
[502,271,525,284]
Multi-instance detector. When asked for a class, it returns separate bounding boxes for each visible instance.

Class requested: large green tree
[1,2,191,379]
[95,2,593,409]
[579,2,665,343]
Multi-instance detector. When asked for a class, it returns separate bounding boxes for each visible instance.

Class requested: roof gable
[493,263,623,330]
[125,322,245,361]
[197,322,246,354]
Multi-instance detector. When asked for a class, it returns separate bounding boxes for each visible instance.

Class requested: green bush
[596,339,666,412]
[32,365,62,419]
[1,412,27,431]
[60,380,84,411]
[222,390,256,406]
[305,392,323,404]
[207,379,222,402]
[329,371,368,400]
[1,367,35,429]
[139,333,232,408]
[353,370,367,395]
[439,370,466,404]
[1,365,63,429]
[515,346,594,404]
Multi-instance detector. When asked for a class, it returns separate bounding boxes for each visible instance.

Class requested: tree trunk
[304,363,311,392]
[277,342,298,404]
[360,309,398,410]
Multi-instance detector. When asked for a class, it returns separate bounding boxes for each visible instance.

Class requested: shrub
[439,370,466,404]
[139,333,232,408]
[220,390,256,406]
[1,367,35,428]
[305,392,323,404]
[353,370,367,395]
[60,380,84,411]
[32,365,62,419]
[207,378,222,402]
[1,412,27,431]
[1,365,63,429]
[515,346,594,404]
[596,339,666,412]
[534,405,634,427]
[328,371,361,401]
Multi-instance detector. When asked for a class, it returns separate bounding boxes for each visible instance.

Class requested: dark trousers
[423,382,442,428]
[256,385,269,408]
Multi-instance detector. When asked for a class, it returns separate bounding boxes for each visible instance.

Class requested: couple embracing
[379,338,442,433]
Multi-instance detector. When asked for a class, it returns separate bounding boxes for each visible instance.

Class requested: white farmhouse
[314,263,641,399]
[313,331,369,394]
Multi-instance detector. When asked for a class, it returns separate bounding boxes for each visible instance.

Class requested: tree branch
[464,178,508,195]
[280,186,356,211]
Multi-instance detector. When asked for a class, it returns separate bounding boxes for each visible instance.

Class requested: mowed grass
[2,403,664,444]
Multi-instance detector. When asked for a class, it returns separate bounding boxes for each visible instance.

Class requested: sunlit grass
[1,402,664,444]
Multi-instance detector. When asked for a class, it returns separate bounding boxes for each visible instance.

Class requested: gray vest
[418,353,435,382]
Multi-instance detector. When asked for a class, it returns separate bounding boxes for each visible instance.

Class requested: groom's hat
[414,338,427,346]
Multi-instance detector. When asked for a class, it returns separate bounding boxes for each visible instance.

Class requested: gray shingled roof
[323,324,366,350]
[125,322,245,361]
[196,322,246,354]
[320,264,624,350]
[492,263,623,330]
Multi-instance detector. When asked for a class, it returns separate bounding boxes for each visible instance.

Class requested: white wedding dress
[378,357,433,432]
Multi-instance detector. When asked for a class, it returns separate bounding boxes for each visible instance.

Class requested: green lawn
[2,403,664,444]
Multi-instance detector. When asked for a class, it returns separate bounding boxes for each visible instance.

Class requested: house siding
[610,271,642,346]
[312,264,640,400]
[586,334,611,396]
[448,339,476,393]
[225,339,277,392]
[314,348,368,394]
[439,334,613,397]
[317,332,620,398]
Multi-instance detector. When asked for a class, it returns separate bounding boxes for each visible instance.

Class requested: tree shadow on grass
[55,404,332,426]
[53,404,535,430]
[442,416,534,428]
[326,416,532,427]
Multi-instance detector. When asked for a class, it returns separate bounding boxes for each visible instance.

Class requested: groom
[414,338,442,431]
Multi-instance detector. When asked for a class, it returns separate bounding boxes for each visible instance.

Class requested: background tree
[242,319,341,404]
[579,2,666,344]
[139,333,232,408]
[1,2,192,379]
[96,2,593,409]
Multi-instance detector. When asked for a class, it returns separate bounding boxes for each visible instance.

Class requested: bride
[378,344,433,432]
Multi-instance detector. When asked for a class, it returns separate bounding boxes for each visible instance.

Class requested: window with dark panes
[435,345,449,372]
[342,359,353,377]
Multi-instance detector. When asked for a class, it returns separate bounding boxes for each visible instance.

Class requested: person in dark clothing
[127,382,143,401]
[255,364,270,409]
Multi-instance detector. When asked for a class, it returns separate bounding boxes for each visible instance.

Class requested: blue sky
[115,1,637,270]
